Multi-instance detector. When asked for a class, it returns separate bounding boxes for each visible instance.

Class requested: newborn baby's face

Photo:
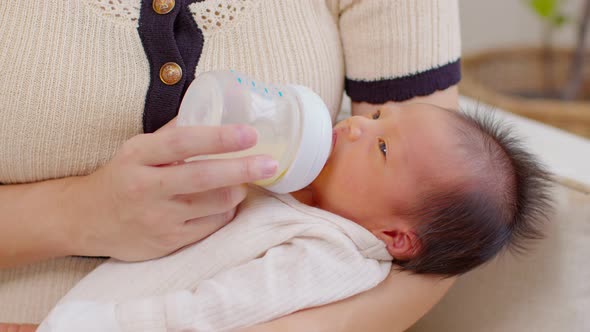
[311,103,466,234]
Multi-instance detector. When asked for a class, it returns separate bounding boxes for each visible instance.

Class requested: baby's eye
[378,138,387,157]
[372,110,381,120]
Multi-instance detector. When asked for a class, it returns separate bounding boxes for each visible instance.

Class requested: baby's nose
[347,117,363,141]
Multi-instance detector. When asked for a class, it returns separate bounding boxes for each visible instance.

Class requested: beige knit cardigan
[0,0,461,323]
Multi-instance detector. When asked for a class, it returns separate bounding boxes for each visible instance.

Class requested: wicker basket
[459,47,590,139]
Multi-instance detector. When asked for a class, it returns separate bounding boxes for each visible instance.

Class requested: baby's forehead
[396,105,459,146]
[397,107,472,181]
[395,103,457,122]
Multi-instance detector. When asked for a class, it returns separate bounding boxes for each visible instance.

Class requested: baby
[39,103,552,331]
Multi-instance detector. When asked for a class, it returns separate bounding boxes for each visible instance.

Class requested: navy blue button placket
[139,0,204,133]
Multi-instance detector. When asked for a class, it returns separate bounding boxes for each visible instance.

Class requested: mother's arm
[242,268,455,332]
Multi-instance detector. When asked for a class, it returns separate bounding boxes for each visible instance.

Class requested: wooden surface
[460,48,590,139]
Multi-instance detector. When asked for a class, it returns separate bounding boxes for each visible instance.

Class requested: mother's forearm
[0,177,82,268]
[0,323,38,332]
[241,269,456,332]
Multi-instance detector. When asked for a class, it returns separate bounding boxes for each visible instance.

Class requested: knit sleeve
[38,236,391,332]
[339,0,462,103]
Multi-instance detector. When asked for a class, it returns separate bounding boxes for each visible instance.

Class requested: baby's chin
[312,149,336,189]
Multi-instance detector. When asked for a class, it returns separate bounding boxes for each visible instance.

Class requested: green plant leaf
[528,0,558,17]
[552,13,569,27]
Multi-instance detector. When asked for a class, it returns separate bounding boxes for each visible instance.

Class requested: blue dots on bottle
[234,75,281,98]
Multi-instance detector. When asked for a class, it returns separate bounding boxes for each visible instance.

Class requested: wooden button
[159,62,182,85]
[153,0,175,15]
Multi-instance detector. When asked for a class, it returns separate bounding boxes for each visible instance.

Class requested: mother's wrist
[34,176,86,258]
[56,174,108,258]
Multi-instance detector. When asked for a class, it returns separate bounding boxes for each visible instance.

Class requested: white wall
[459,0,583,54]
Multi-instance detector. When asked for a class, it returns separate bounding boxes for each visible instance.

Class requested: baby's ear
[374,228,421,261]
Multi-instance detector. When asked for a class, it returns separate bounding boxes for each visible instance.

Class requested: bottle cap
[265,85,333,194]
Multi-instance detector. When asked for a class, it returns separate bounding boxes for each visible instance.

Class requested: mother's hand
[68,121,278,261]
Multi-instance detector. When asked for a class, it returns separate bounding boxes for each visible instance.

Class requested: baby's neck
[290,187,317,207]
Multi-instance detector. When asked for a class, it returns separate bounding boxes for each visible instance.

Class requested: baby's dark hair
[395,109,553,276]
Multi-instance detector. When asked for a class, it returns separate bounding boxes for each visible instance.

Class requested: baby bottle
[176,70,333,194]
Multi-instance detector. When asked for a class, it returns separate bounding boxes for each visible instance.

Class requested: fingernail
[236,125,258,148]
[256,157,278,178]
